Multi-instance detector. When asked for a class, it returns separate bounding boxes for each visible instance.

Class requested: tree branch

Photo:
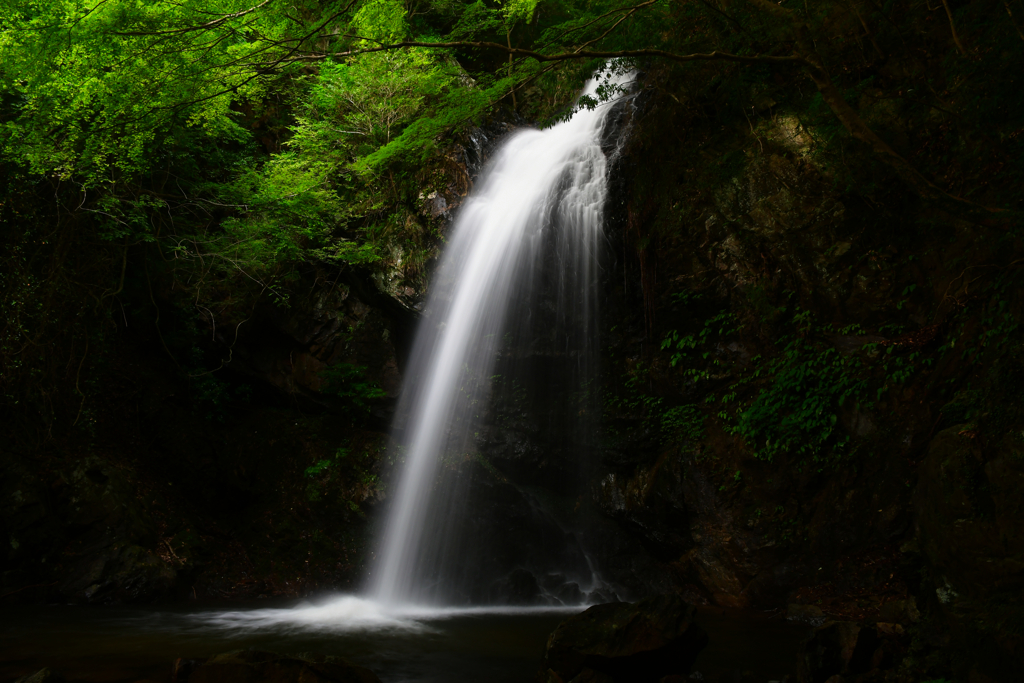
[1004,2,1024,42]
[294,39,808,67]
[374,2,1005,225]
[940,0,968,55]
[113,0,275,36]
[547,0,658,45]
[573,1,659,53]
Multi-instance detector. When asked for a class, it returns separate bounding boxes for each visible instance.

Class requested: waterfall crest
[371,66,635,607]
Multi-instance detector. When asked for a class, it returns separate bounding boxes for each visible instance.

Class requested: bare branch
[113,0,274,36]
[696,0,751,38]
[549,0,658,44]
[1005,2,1024,42]
[573,2,653,54]
[940,0,968,56]
[292,39,809,67]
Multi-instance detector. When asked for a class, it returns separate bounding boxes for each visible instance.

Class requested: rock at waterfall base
[185,650,381,683]
[542,593,708,683]
[796,620,908,683]
[14,669,64,683]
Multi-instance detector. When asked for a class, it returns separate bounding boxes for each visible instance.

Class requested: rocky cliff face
[0,270,403,603]
[0,115,527,606]
[575,65,1024,681]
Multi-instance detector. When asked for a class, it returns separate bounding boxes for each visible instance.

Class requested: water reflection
[0,598,809,683]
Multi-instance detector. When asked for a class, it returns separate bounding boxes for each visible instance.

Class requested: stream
[1,597,810,682]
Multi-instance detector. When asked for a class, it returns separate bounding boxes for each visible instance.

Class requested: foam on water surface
[185,595,585,635]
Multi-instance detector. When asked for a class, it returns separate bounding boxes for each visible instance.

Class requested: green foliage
[319,362,387,408]
[735,334,867,464]
[940,389,983,425]
[306,448,349,478]
[660,403,705,445]
[655,300,936,467]
[0,0,284,183]
[292,52,456,162]
[605,365,706,451]
[303,444,380,507]
[501,0,539,24]
[661,309,737,380]
[0,0,495,296]
[605,368,662,423]
[190,371,251,422]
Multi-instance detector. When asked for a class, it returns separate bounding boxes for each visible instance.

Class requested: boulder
[796,621,906,683]
[185,651,380,683]
[14,669,64,683]
[915,425,1024,601]
[542,593,708,682]
[913,424,1024,680]
[786,603,825,626]
[60,542,176,603]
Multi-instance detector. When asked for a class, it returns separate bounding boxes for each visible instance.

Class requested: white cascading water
[371,65,635,607]
[182,66,634,637]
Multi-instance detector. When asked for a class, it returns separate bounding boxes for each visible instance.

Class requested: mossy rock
[542,593,708,683]
[187,650,380,683]
[915,425,1024,601]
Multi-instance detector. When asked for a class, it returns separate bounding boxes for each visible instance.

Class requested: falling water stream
[371,64,635,608]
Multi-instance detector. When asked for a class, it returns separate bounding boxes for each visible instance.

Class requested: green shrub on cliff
[735,336,866,464]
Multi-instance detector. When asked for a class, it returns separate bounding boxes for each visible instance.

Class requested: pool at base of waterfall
[0,596,810,683]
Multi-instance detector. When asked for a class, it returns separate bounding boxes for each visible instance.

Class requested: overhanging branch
[289,39,809,67]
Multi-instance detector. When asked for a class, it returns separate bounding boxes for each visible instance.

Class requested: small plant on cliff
[320,363,387,409]
[733,309,869,465]
[661,309,738,382]
[736,342,864,464]
[660,403,705,446]
[304,445,380,510]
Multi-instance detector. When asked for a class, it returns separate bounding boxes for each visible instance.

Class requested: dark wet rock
[64,456,157,547]
[542,593,708,683]
[186,650,380,683]
[796,621,906,683]
[915,424,1024,602]
[173,658,205,683]
[237,281,402,402]
[14,669,64,683]
[565,668,615,683]
[829,336,887,356]
[56,457,175,603]
[489,567,543,604]
[1,456,64,598]
[61,542,175,603]
[786,603,825,626]
[914,423,1024,681]
[1,452,177,604]
[877,598,919,625]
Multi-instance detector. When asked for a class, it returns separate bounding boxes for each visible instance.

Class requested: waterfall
[371,66,635,607]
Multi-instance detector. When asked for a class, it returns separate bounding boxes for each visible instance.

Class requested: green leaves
[295,50,455,164]
[352,0,409,42]
[500,0,540,24]
[661,403,705,445]
[661,310,737,375]
[320,362,387,408]
[0,0,287,183]
[735,340,865,464]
